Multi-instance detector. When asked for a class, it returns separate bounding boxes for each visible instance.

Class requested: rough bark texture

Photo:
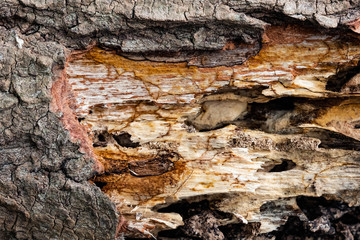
[1,1,360,240]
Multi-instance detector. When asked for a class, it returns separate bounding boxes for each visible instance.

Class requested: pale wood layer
[66,24,360,237]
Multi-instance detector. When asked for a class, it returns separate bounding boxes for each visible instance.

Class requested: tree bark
[1,1,360,239]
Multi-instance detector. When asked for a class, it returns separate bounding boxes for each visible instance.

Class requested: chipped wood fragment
[128,152,178,177]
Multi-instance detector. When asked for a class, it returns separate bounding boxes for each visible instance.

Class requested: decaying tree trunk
[1,1,360,239]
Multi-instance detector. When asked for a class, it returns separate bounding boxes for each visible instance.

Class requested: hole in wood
[98,133,106,142]
[113,132,140,148]
[258,159,296,172]
[269,159,296,172]
[93,181,107,190]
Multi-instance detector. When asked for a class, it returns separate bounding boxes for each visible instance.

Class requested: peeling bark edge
[50,48,105,178]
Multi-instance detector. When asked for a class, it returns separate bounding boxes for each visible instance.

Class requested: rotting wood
[65,23,360,238]
[2,1,360,239]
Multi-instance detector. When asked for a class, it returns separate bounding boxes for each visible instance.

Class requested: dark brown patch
[113,132,140,148]
[128,158,175,177]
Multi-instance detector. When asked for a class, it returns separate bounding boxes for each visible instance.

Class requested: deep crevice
[269,159,296,172]
[296,196,331,221]
[112,132,140,148]
[157,200,213,219]
[325,61,360,92]
[92,131,109,147]
[218,222,261,240]
[258,159,297,172]
[157,199,235,239]
[259,196,360,239]
[93,181,107,190]
[98,134,106,142]
[249,11,312,26]
[305,129,360,151]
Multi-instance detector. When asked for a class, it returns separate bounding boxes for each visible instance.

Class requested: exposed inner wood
[66,24,360,237]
